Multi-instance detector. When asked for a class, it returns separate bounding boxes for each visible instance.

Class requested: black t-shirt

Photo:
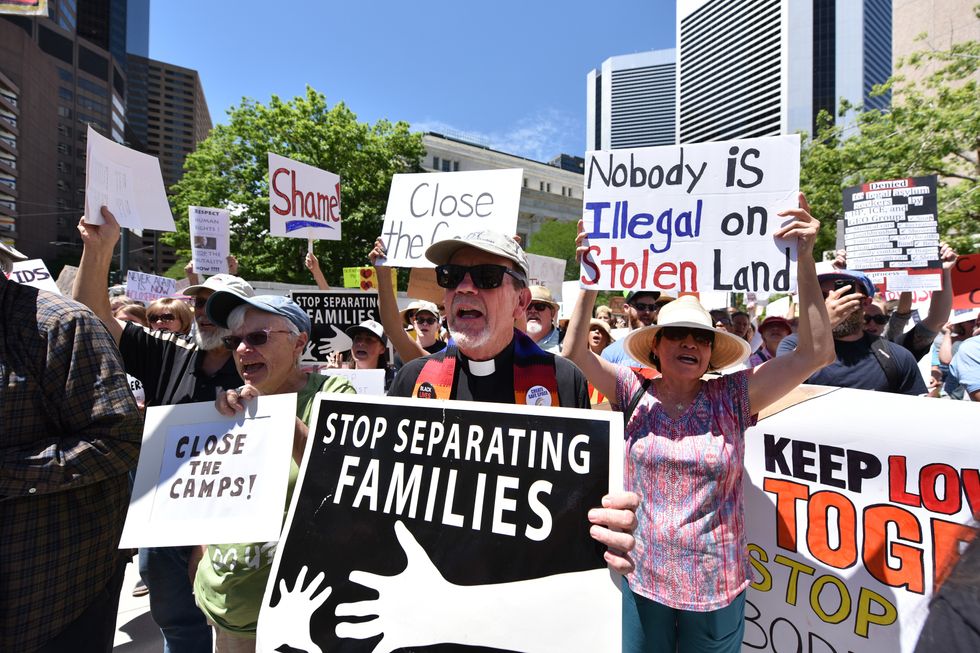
[392,339,447,370]
[388,338,590,409]
[914,536,980,653]
[118,322,243,407]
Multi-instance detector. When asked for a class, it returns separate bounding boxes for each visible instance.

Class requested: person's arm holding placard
[368,239,427,363]
[184,261,200,287]
[73,206,126,344]
[304,252,330,290]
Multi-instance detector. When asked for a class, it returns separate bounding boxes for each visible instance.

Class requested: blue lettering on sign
[585,199,702,254]
[285,220,336,232]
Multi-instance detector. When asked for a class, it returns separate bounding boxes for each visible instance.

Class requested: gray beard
[195,326,230,351]
[833,309,865,338]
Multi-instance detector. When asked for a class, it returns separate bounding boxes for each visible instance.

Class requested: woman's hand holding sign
[217,385,308,464]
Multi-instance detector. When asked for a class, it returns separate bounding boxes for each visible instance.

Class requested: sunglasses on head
[414,316,437,326]
[148,313,175,324]
[864,314,889,325]
[661,326,715,347]
[435,264,526,290]
[221,328,292,350]
[631,301,659,312]
[527,302,553,312]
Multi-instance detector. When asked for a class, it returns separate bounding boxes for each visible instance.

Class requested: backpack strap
[869,337,901,392]
[623,376,653,427]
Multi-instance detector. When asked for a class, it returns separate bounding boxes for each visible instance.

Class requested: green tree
[164,87,425,283]
[526,219,579,281]
[801,23,979,254]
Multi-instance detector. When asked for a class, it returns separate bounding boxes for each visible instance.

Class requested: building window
[539,181,545,191]
[453,161,460,171]
[57,143,71,155]
[546,183,551,193]
[58,87,73,101]
[523,178,528,188]
[58,106,72,118]
[441,159,451,172]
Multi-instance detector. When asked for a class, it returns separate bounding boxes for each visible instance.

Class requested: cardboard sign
[406,267,444,305]
[290,290,380,364]
[527,253,567,301]
[268,153,342,241]
[342,266,397,291]
[320,368,386,396]
[189,206,230,275]
[379,169,522,267]
[580,135,800,294]
[119,394,297,547]
[257,394,624,652]
[84,126,175,232]
[951,253,980,309]
[126,270,177,304]
[6,259,60,294]
[842,176,942,291]
[744,388,978,652]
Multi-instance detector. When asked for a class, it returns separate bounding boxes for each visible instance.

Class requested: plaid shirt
[0,275,141,651]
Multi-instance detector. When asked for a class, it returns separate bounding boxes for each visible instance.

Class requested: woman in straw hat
[564,194,835,653]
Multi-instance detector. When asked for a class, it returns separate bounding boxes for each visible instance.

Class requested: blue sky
[149,1,676,162]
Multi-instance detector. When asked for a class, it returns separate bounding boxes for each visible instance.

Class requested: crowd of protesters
[2,188,978,653]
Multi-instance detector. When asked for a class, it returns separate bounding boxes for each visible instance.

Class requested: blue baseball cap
[817,269,876,298]
[206,292,311,335]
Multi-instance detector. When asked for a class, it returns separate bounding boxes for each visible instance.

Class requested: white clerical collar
[466,358,496,377]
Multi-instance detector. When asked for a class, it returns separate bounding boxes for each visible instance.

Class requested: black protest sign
[842,175,940,272]
[290,290,380,363]
[258,394,623,653]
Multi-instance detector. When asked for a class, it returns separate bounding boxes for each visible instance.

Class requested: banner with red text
[743,388,977,652]
[580,135,800,294]
[268,153,342,241]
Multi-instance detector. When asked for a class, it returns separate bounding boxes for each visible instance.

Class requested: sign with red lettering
[379,169,522,267]
[744,388,977,652]
[268,153,342,241]
[580,135,800,294]
[951,253,980,309]
[120,393,297,547]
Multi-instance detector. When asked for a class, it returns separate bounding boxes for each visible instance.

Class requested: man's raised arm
[71,206,124,344]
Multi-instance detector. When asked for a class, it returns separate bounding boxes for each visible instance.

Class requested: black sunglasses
[435,264,526,290]
[527,302,553,312]
[661,326,715,347]
[631,301,659,312]
[864,314,889,325]
[221,328,292,350]
[414,316,437,325]
[148,313,175,323]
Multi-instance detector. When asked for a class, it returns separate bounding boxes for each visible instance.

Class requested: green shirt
[194,373,355,635]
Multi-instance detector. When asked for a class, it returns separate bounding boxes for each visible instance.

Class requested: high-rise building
[892,0,978,85]
[586,49,676,151]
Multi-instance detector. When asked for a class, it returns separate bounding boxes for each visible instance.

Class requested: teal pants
[622,579,745,653]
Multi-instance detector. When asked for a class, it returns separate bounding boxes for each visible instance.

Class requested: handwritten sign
[125,270,177,304]
[320,368,386,396]
[580,135,800,294]
[189,206,230,275]
[951,253,980,309]
[527,253,567,301]
[119,394,296,547]
[379,169,522,267]
[6,259,60,294]
[84,126,175,232]
[342,266,397,291]
[268,153,341,241]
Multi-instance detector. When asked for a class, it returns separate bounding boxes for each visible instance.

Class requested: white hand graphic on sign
[301,326,353,362]
[262,565,332,653]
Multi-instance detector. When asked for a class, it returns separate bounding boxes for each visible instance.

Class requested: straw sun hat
[622,295,751,371]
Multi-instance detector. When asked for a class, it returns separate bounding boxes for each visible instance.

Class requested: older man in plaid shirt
[0,242,142,652]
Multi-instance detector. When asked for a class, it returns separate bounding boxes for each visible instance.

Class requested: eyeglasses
[864,314,889,325]
[661,326,715,347]
[414,316,437,326]
[221,328,292,350]
[148,313,175,324]
[527,302,553,312]
[631,302,659,313]
[435,264,526,290]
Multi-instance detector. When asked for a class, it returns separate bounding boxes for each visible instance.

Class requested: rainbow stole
[412,329,559,405]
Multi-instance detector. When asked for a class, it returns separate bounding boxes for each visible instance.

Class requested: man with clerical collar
[387,229,638,577]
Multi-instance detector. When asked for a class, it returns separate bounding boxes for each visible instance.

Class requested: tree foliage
[526,219,579,281]
[164,87,425,283]
[801,22,979,254]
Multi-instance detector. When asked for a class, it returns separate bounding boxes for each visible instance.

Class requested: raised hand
[774,193,820,257]
[823,284,865,328]
[76,206,121,255]
[259,566,332,653]
[368,238,388,268]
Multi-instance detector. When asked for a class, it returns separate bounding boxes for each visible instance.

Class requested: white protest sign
[319,368,385,396]
[580,135,800,294]
[189,206,230,275]
[559,279,580,320]
[379,168,522,267]
[527,253,567,301]
[268,153,341,241]
[743,388,978,652]
[6,259,60,294]
[120,394,297,547]
[84,125,175,232]
[125,270,177,304]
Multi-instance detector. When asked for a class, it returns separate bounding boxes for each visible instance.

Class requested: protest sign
[268,153,341,241]
[6,259,60,294]
[559,279,580,320]
[189,206,230,275]
[84,126,175,232]
[320,368,386,396]
[743,388,977,652]
[342,266,397,291]
[126,270,177,304]
[527,253,567,301]
[119,394,297,547]
[580,135,800,294]
[379,168,522,267]
[406,267,444,304]
[290,290,380,364]
[842,176,942,291]
[951,253,980,309]
[55,264,77,295]
[257,394,623,652]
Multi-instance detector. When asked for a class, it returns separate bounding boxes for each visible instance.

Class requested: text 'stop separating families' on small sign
[189,206,231,275]
[842,175,941,291]
[268,153,342,241]
[580,135,801,294]
[379,168,523,267]
[290,290,380,364]
[258,394,624,653]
